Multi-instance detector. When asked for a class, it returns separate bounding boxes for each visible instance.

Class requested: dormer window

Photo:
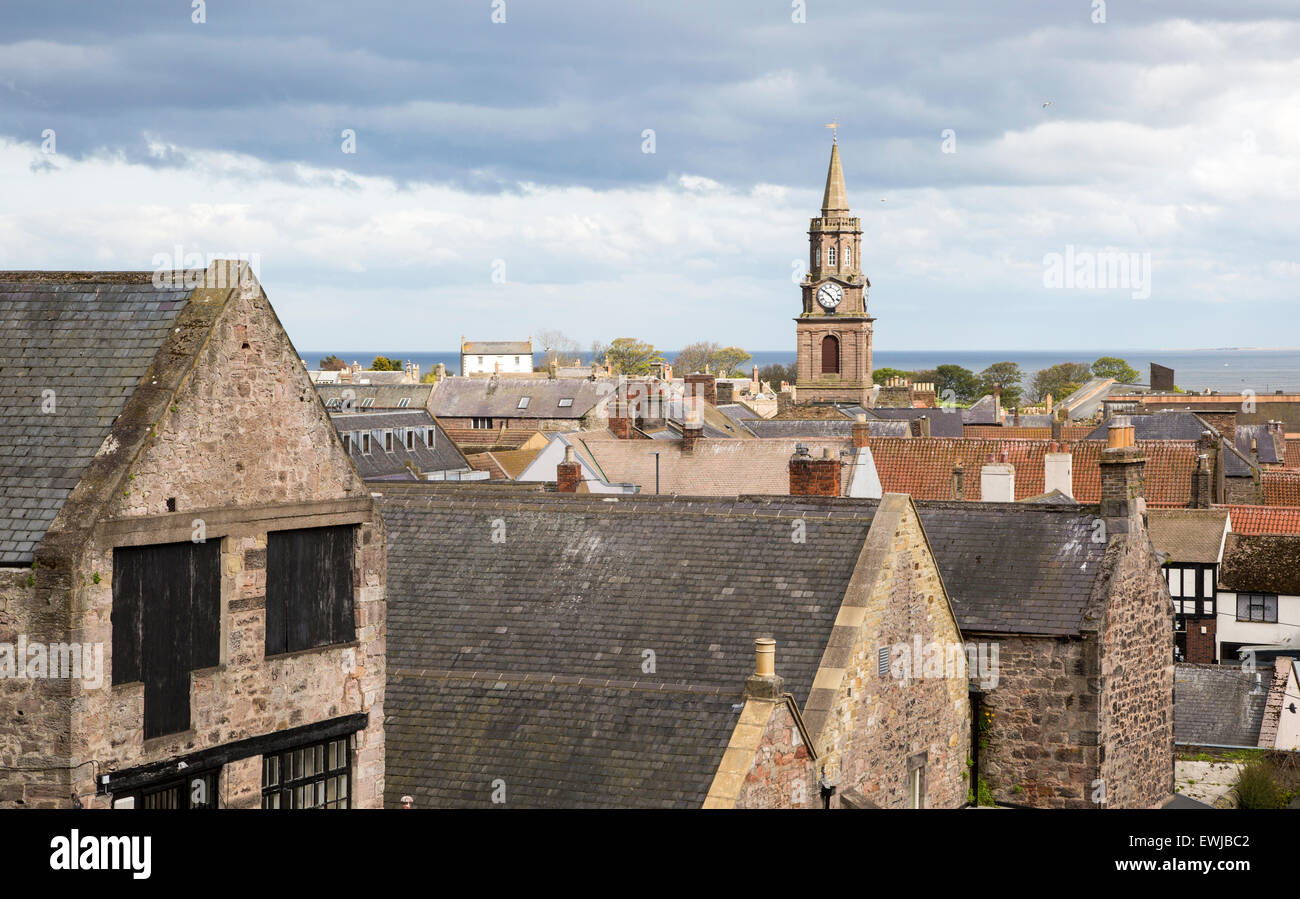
[362,433,371,454]
[405,430,414,450]
[828,247,837,267]
[425,429,435,448]
[342,434,351,452]
[384,431,393,452]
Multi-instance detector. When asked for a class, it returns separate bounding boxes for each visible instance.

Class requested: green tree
[977,362,1024,409]
[933,364,980,404]
[420,370,440,383]
[318,354,347,371]
[873,367,913,385]
[711,346,752,377]
[1029,362,1091,404]
[370,356,402,371]
[598,338,664,376]
[1092,356,1139,383]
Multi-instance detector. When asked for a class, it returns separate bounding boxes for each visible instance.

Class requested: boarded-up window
[821,335,839,374]
[266,526,356,656]
[112,541,221,739]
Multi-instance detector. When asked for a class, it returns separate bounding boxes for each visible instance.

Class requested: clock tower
[794,136,874,405]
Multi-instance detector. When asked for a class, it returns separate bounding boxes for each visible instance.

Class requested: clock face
[816,282,844,310]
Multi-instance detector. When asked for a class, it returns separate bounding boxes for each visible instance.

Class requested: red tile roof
[1285,439,1300,469]
[868,437,1199,504]
[1261,470,1300,505]
[1223,505,1300,536]
[962,425,1094,441]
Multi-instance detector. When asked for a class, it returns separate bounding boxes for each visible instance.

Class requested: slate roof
[1235,424,1281,464]
[1223,505,1300,536]
[915,503,1107,636]
[860,406,964,437]
[462,340,532,355]
[1219,533,1300,595]
[717,402,761,421]
[867,437,1199,504]
[1085,411,1207,442]
[744,418,909,439]
[330,410,469,479]
[315,383,433,410]
[1146,509,1228,564]
[0,272,193,564]
[379,489,876,807]
[429,377,608,419]
[963,395,999,425]
[1174,663,1268,746]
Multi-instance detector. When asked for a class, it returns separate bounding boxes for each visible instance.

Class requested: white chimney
[1043,442,1074,499]
[980,452,1015,502]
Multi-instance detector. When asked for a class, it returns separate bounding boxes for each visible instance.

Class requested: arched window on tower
[814,248,820,267]
[844,245,851,267]
[821,335,840,375]
[828,247,837,267]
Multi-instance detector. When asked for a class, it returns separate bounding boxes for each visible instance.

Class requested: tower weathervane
[825,120,839,143]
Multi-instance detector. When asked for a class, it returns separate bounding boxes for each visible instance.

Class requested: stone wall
[4,282,386,809]
[0,567,74,808]
[975,634,1099,808]
[1098,531,1176,809]
[733,700,816,809]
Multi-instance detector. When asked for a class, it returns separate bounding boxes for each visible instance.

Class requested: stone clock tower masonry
[794,138,874,406]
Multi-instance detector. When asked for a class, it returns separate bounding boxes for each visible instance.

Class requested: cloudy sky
[2,0,1298,353]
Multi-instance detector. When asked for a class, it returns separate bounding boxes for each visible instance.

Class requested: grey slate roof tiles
[379,489,874,807]
[0,275,191,564]
[915,503,1108,636]
[1174,663,1268,747]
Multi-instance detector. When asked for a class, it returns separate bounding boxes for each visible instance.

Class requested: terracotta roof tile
[1223,504,1300,536]
[868,437,1198,504]
[1262,470,1300,505]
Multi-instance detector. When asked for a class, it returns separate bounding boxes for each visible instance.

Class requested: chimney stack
[684,372,717,407]
[1192,454,1211,509]
[907,415,931,438]
[556,445,582,493]
[951,462,965,501]
[681,403,704,453]
[1044,442,1074,499]
[1050,414,1063,442]
[789,444,842,496]
[1012,407,1021,427]
[1100,416,1147,533]
[744,637,784,700]
[852,414,871,449]
[980,452,1016,502]
[715,380,735,405]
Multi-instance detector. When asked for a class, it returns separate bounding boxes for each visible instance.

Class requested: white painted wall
[463,353,533,375]
[1216,592,1300,657]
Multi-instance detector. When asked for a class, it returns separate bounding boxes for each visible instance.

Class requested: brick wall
[1183,616,1217,664]
[789,453,842,496]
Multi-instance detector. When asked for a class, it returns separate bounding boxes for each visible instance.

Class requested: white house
[461,337,533,376]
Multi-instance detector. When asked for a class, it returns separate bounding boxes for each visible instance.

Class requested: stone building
[0,262,385,809]
[379,487,970,809]
[793,138,874,406]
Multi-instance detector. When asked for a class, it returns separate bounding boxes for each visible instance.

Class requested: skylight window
[397,397,411,408]
[558,398,573,408]
[517,397,531,409]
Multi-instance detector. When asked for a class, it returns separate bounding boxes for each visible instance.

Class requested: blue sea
[303,348,1300,394]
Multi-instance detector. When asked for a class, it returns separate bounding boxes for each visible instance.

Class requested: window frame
[1237,593,1279,623]
[261,737,351,809]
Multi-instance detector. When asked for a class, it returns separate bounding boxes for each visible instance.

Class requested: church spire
[821,139,849,216]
